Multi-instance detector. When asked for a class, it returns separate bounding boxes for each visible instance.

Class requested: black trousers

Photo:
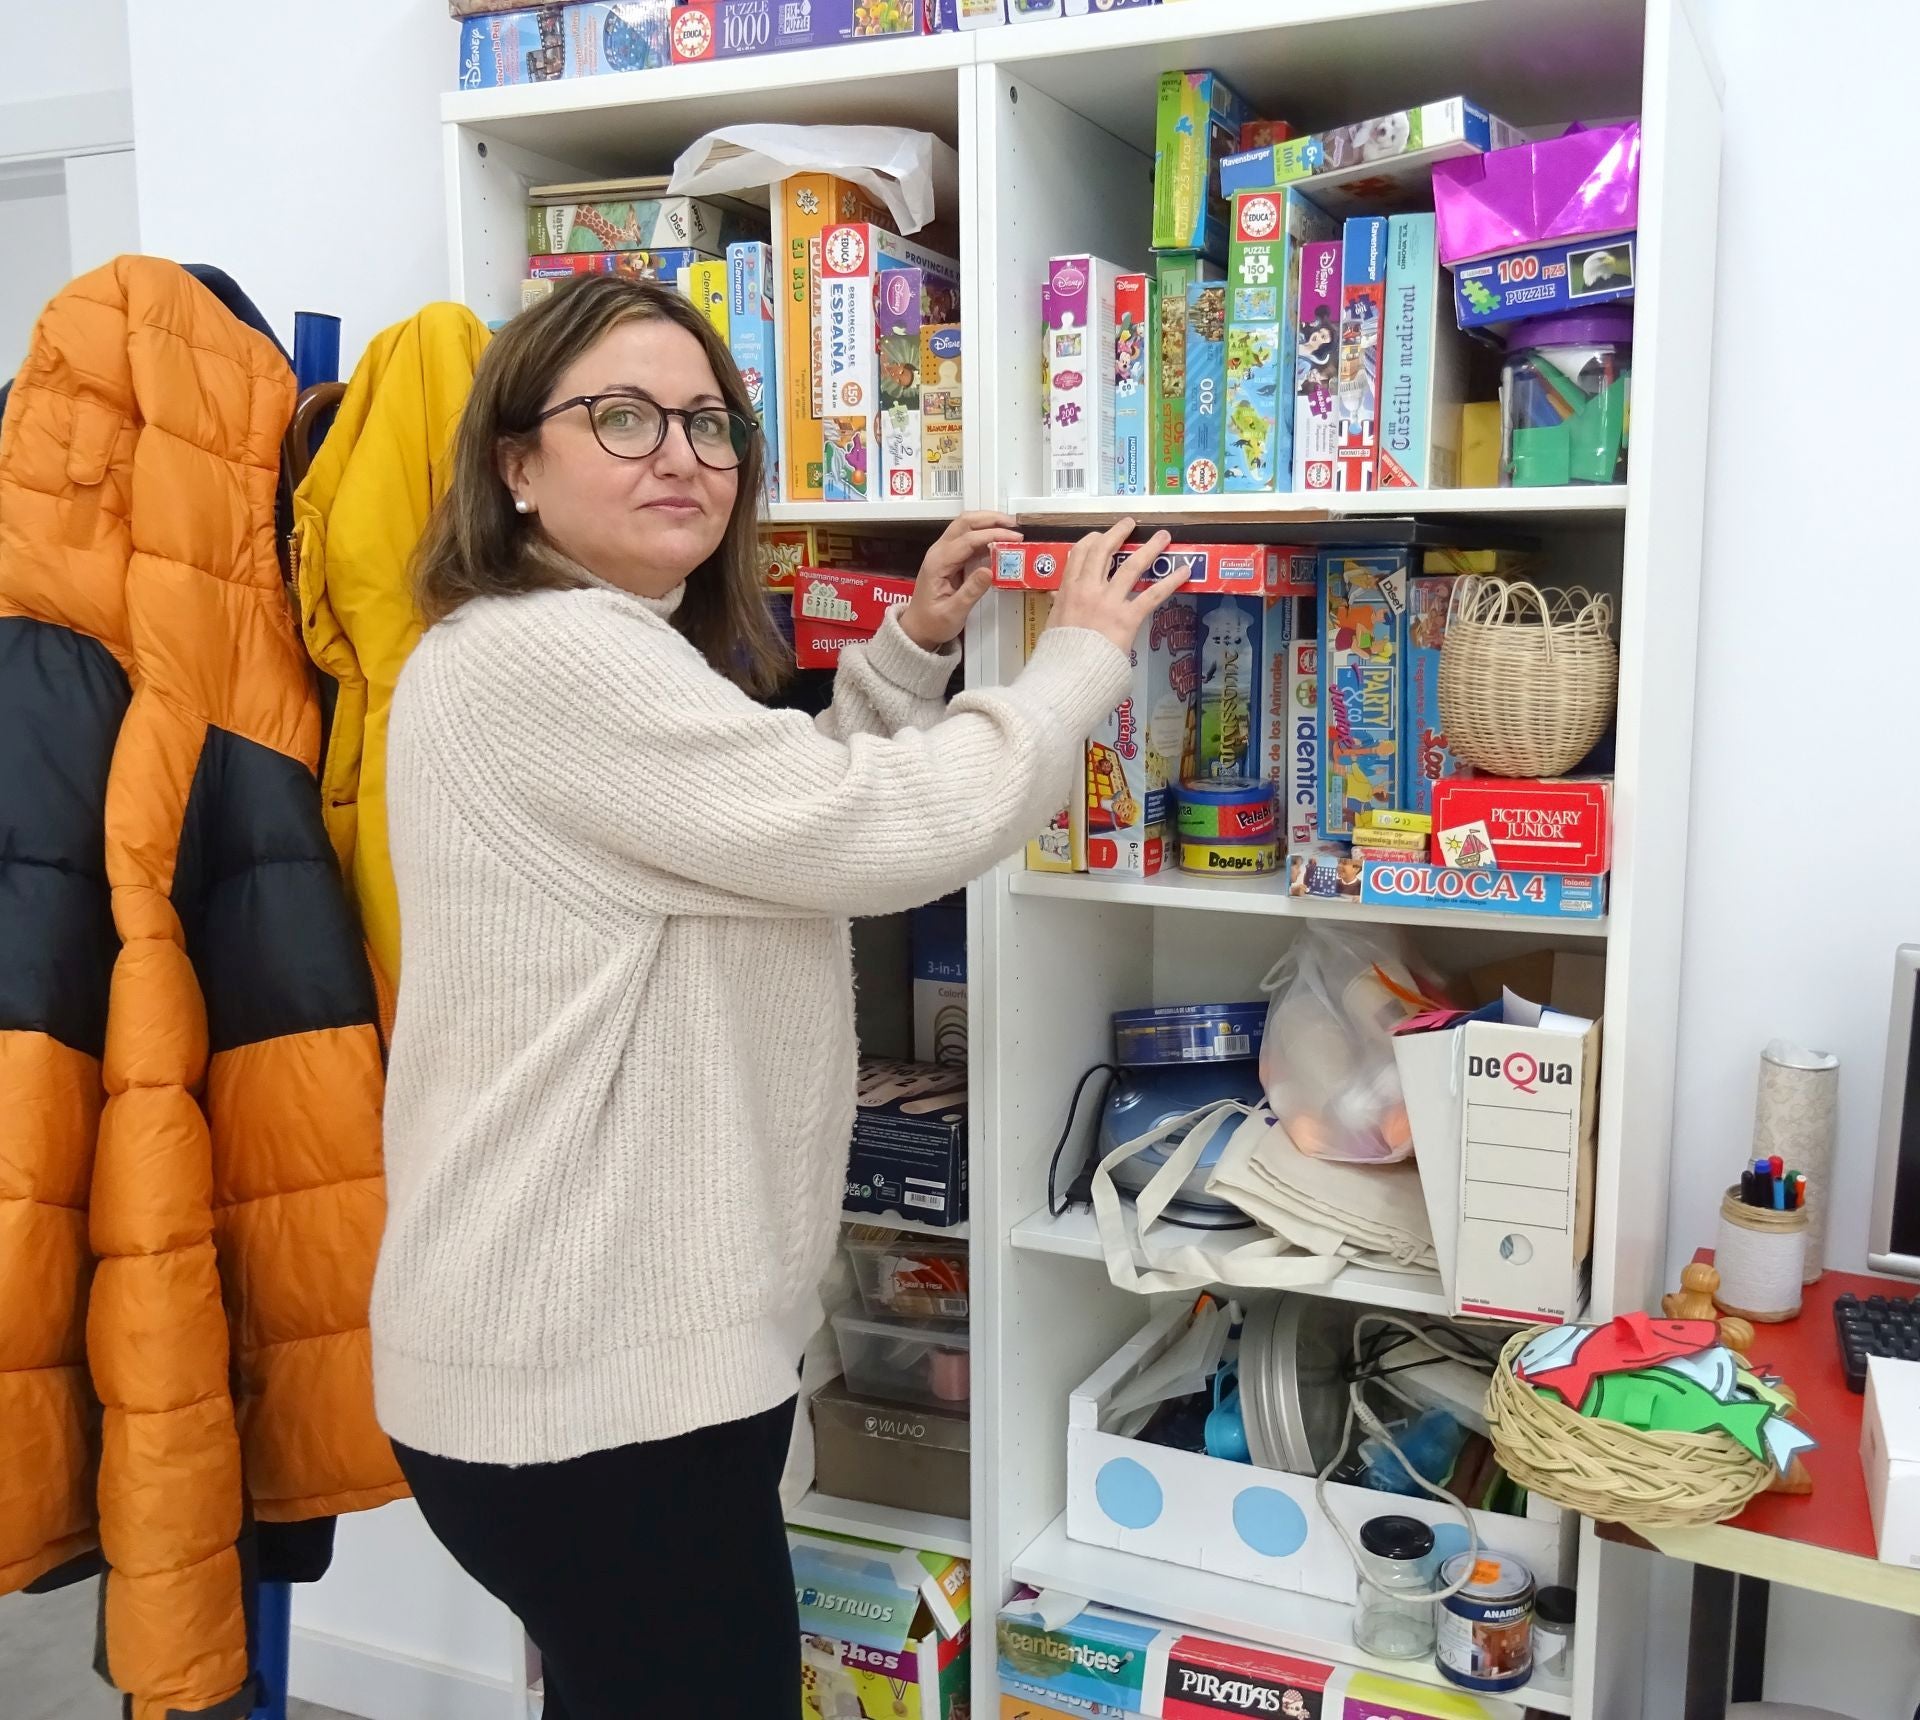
[394,1399,799,1719]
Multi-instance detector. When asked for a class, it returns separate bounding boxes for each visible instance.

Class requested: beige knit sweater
[372,580,1129,1463]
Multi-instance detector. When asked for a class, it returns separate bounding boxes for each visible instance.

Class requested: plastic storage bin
[843,1225,970,1320]
[1500,307,1632,487]
[832,1312,971,1409]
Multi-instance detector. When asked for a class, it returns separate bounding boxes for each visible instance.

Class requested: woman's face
[502,318,739,598]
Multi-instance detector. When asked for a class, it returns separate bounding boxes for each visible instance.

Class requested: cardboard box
[1223,195,1284,494]
[1291,237,1342,494]
[911,902,966,1065]
[821,226,960,502]
[1152,70,1254,260]
[1318,549,1405,840]
[457,3,672,86]
[1281,631,1320,850]
[1334,215,1387,491]
[757,525,923,591]
[1312,96,1523,179]
[527,194,733,256]
[1359,862,1607,921]
[680,257,730,339]
[526,248,713,279]
[1046,255,1126,497]
[1065,1306,1567,1606]
[792,1529,970,1720]
[879,267,928,501]
[1151,253,1222,495]
[1180,283,1228,496]
[994,540,1285,595]
[1401,573,1471,816]
[1218,137,1319,200]
[1114,272,1155,496]
[1864,1355,1920,1567]
[927,0,1006,26]
[670,0,922,62]
[1377,212,1467,489]
[781,175,895,503]
[793,568,917,667]
[846,1059,968,1227]
[921,325,964,502]
[811,1377,970,1521]
[1021,592,1085,873]
[1085,597,1198,877]
[1452,233,1637,328]
[1430,777,1612,873]
[1193,591,1264,780]
[728,242,780,507]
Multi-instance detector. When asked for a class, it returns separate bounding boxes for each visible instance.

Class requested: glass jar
[1353,1515,1437,1659]
[1533,1585,1576,1681]
[1500,307,1633,488]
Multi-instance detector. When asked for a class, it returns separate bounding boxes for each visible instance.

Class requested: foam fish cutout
[1579,1367,1775,1462]
[1517,1325,1591,1379]
[1760,1415,1818,1477]
[1525,1312,1720,1408]
[1660,1345,1741,1403]
[1738,1369,1797,1416]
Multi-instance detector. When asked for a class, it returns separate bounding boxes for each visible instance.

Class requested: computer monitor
[1866,945,1920,1279]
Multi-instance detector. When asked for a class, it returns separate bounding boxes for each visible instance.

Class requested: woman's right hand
[1044,521,1189,654]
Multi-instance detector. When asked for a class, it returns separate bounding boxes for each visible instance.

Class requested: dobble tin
[1176,777,1277,842]
[1179,834,1281,877]
[1435,1552,1534,1693]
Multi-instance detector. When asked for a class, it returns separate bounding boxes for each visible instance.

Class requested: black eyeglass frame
[530,389,757,470]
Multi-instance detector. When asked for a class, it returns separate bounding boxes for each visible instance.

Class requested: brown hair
[414,274,786,695]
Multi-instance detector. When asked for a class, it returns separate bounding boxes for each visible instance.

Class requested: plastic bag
[668,124,959,235]
[1258,923,1438,1162]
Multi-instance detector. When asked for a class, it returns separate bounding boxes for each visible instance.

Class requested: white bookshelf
[443,7,1722,1716]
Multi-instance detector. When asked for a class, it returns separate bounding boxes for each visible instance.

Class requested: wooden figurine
[1662,1262,1721,1322]
[1716,1315,1756,1361]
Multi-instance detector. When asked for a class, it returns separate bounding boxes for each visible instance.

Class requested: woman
[373,273,1184,1716]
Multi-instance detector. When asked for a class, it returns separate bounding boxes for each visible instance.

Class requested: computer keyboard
[1834,1291,1920,1391]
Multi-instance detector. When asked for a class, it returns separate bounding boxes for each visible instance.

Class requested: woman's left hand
[898,511,1022,652]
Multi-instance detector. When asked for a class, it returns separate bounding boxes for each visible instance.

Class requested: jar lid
[1440,1550,1536,1601]
[1508,307,1635,350]
[1535,1585,1577,1626]
[1177,777,1275,806]
[1359,1515,1436,1561]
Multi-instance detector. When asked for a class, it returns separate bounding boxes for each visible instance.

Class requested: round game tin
[1111,1002,1266,1067]
[1176,777,1278,842]
[1178,834,1282,877]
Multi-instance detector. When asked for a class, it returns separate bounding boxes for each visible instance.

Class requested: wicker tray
[1486,1329,1774,1528]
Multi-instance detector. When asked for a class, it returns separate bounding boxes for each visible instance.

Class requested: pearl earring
[514,497,533,515]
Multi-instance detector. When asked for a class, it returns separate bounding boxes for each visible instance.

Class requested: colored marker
[1769,1154,1784,1179]
[1773,1176,1786,1211]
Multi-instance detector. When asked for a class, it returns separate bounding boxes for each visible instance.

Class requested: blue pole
[251,1581,292,1720]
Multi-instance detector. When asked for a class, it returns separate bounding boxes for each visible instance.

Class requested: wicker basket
[1439,578,1619,777]
[1486,1329,1774,1528]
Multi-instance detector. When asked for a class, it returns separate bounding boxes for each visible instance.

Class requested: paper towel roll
[1750,1039,1839,1283]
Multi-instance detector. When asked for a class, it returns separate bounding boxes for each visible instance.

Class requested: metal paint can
[1435,1551,1535,1692]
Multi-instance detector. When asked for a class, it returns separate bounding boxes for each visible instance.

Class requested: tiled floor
[1,1579,361,1720]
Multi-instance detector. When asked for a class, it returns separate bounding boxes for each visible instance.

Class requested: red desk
[1599,1261,1920,1719]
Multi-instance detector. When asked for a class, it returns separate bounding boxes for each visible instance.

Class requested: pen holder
[1713,1187,1808,1322]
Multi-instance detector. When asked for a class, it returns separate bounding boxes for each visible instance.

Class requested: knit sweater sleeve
[442,590,1128,917]
[815,608,959,742]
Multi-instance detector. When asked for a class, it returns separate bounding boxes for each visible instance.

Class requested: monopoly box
[994,541,1290,594]
[670,0,922,62]
[457,2,671,86]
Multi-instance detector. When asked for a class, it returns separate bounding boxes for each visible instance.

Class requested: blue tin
[1112,1002,1266,1068]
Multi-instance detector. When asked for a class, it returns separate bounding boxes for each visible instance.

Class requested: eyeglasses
[533,390,756,470]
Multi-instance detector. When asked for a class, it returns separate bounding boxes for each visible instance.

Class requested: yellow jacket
[292,305,490,1030]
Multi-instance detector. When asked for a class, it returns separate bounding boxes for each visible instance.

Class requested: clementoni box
[1224,195,1283,494]
[1153,69,1255,260]
[1334,216,1387,491]
[1085,596,1198,877]
[1182,283,1228,496]
[679,257,730,339]
[1318,549,1405,840]
[1151,252,1221,495]
[1402,573,1471,815]
[728,242,780,507]
[1114,272,1155,497]
[781,175,895,502]
[921,325,964,503]
[1046,255,1126,497]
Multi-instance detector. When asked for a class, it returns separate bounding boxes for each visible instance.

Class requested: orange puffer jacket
[0,256,404,1719]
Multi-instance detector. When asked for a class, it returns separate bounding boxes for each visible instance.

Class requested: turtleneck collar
[571,562,687,620]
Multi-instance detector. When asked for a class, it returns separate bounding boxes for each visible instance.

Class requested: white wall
[0,179,73,377]
[1650,1,1920,1715]
[0,0,131,104]
[126,0,453,369]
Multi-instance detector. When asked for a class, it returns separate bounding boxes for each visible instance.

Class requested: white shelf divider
[1011,1513,1575,1717]
[1010,485,1628,525]
[767,500,962,527]
[844,1208,970,1241]
[1008,1207,1453,1317]
[1006,867,1611,940]
[788,1489,972,1562]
